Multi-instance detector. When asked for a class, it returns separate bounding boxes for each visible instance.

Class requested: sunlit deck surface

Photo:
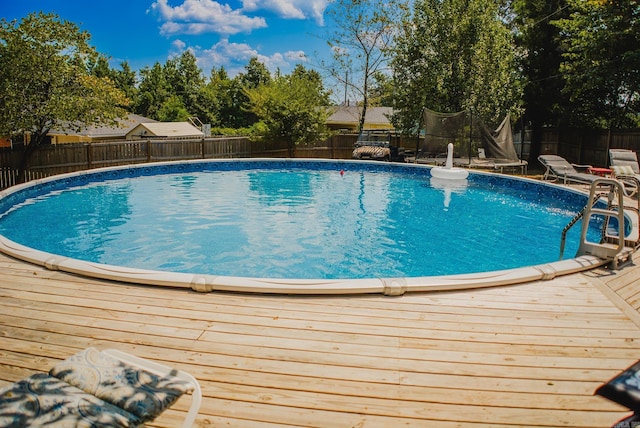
[1,248,640,427]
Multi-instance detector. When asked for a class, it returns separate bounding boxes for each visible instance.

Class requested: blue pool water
[0,160,594,279]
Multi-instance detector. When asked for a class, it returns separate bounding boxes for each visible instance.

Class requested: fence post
[330,135,335,159]
[86,143,92,169]
[606,128,612,166]
[146,139,151,162]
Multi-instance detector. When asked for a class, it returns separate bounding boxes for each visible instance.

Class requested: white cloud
[284,50,306,61]
[168,39,190,58]
[150,0,267,35]
[241,0,329,25]
[187,38,307,76]
[171,39,187,51]
[148,1,319,76]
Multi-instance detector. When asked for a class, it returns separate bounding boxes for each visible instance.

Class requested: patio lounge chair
[608,149,640,196]
[538,154,598,185]
[0,347,201,427]
[609,148,640,180]
[609,149,640,174]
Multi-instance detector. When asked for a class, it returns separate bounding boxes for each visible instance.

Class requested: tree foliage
[134,62,171,120]
[91,55,138,104]
[238,57,272,89]
[135,51,216,123]
[554,0,640,128]
[0,12,128,181]
[132,56,292,131]
[163,51,211,122]
[245,64,332,156]
[205,66,243,129]
[510,0,569,161]
[389,0,522,134]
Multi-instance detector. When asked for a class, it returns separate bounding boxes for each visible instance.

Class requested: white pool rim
[0,159,608,295]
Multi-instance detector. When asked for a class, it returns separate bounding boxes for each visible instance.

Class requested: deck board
[1,252,640,427]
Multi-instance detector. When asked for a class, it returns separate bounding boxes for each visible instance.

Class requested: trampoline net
[420,108,518,161]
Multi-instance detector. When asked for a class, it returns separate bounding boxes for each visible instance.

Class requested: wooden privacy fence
[3,129,640,190]
[545,129,640,167]
[0,137,249,189]
[0,135,358,190]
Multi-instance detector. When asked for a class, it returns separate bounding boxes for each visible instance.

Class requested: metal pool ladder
[560,177,639,269]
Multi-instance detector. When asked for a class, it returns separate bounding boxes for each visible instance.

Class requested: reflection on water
[247,170,314,206]
[429,177,468,210]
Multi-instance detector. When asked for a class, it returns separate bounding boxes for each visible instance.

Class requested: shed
[46,114,158,144]
[326,106,394,132]
[126,122,204,140]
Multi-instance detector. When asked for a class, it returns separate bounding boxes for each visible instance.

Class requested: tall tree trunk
[17,133,44,184]
[358,104,367,134]
[528,121,543,167]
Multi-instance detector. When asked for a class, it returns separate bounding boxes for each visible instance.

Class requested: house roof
[129,122,204,138]
[49,114,157,139]
[326,106,394,128]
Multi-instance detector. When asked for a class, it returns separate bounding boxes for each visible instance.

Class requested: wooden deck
[2,250,640,427]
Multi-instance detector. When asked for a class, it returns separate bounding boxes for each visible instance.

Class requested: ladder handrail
[583,178,625,254]
[559,193,607,259]
[560,178,631,261]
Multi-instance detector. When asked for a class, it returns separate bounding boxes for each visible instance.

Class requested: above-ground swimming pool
[0,159,607,294]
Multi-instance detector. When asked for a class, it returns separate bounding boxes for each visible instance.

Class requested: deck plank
[1,252,640,427]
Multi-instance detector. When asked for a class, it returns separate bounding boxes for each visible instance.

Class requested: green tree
[112,61,138,104]
[323,0,402,132]
[205,66,234,127]
[245,64,332,156]
[238,57,272,88]
[0,12,128,182]
[233,58,273,128]
[369,71,395,107]
[134,62,171,120]
[90,56,137,106]
[90,55,113,80]
[554,0,640,128]
[157,94,190,122]
[390,0,522,133]
[512,0,569,161]
[135,52,215,124]
[205,65,256,129]
[164,51,213,123]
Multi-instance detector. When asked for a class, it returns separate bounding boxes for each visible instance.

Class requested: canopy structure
[418,108,519,163]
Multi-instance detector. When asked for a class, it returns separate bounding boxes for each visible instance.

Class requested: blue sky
[1,0,332,79]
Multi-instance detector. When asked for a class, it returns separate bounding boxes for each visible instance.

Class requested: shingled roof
[46,115,206,142]
[49,114,158,140]
[127,121,204,139]
[326,106,394,131]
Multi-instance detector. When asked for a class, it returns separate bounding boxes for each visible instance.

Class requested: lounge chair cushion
[0,373,141,427]
[49,347,194,423]
[612,165,637,177]
[612,150,638,161]
[551,164,576,175]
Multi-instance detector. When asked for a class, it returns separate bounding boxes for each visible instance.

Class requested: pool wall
[0,159,609,295]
